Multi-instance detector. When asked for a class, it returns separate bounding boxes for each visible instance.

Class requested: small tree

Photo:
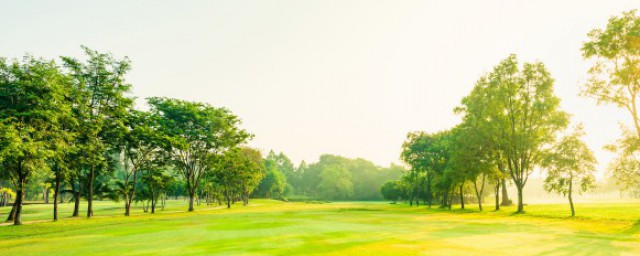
[542,126,597,216]
[380,180,403,203]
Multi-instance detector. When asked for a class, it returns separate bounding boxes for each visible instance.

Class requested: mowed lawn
[1,200,640,255]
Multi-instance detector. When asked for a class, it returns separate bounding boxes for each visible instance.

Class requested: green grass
[1,200,639,255]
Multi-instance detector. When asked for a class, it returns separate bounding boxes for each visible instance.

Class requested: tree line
[381,10,640,217]
[0,47,260,225]
[0,45,404,225]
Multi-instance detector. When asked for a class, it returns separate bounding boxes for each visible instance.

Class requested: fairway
[1,200,640,255]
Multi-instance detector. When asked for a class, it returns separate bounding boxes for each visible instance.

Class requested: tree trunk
[459,184,465,209]
[87,165,95,217]
[53,170,61,221]
[226,188,231,209]
[426,173,432,208]
[500,178,511,206]
[13,175,25,225]
[161,193,166,210]
[409,173,415,207]
[516,185,524,213]
[6,196,17,222]
[125,170,138,216]
[447,187,453,210]
[569,176,575,217]
[494,180,500,211]
[474,174,486,211]
[72,185,80,217]
[188,191,195,212]
[43,186,48,204]
[150,185,156,214]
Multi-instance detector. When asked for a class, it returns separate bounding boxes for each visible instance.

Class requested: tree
[542,126,597,216]
[317,165,353,200]
[459,55,568,212]
[254,160,286,199]
[401,131,451,208]
[116,110,162,216]
[456,73,513,207]
[449,124,500,211]
[582,10,640,192]
[215,147,263,208]
[148,97,250,212]
[62,46,133,217]
[380,180,404,203]
[0,56,70,225]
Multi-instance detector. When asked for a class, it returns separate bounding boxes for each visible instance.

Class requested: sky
[1,0,639,177]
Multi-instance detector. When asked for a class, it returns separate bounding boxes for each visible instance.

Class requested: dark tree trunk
[53,170,61,221]
[72,189,80,217]
[72,177,81,217]
[494,180,500,211]
[409,173,415,207]
[13,175,25,225]
[569,176,575,217]
[426,173,432,208]
[6,197,17,222]
[459,184,465,209]
[447,187,453,210]
[150,184,156,214]
[188,191,195,212]
[124,171,138,216]
[226,187,231,209]
[87,165,95,217]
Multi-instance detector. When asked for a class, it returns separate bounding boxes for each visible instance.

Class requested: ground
[1,200,639,255]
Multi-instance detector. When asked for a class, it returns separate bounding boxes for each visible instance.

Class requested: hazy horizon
[2,0,639,177]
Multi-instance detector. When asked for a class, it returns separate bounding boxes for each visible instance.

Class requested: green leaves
[582,9,640,193]
[148,97,251,210]
[542,125,597,196]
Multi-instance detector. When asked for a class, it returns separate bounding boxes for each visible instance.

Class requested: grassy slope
[1,200,639,255]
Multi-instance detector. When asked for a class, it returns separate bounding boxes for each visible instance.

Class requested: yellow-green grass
[1,200,639,255]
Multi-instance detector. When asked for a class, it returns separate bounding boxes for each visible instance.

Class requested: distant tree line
[257,151,405,201]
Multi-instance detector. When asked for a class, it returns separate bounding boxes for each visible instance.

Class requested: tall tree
[542,125,597,216]
[456,74,513,206]
[459,55,569,212]
[582,10,640,191]
[0,56,69,225]
[62,46,133,217]
[148,97,250,212]
[116,110,162,216]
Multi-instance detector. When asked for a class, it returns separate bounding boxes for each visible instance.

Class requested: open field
[1,200,640,255]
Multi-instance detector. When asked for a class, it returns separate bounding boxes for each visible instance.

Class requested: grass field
[1,200,640,255]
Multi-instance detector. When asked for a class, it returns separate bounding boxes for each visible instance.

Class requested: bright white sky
[1,1,639,177]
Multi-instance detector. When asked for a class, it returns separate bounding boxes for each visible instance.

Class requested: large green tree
[582,10,640,191]
[215,147,263,208]
[459,55,569,212]
[62,46,133,217]
[116,110,162,216]
[148,97,250,212]
[401,131,451,208]
[0,56,71,225]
